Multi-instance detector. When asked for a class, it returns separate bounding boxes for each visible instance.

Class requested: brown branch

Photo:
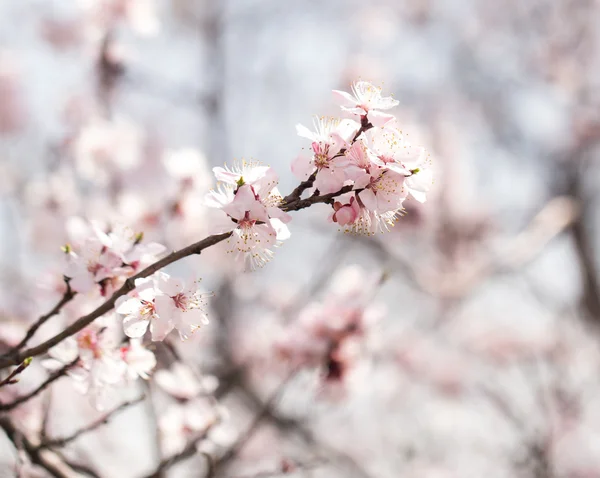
[282,185,354,212]
[0,359,77,412]
[40,395,145,448]
[10,281,75,353]
[282,172,317,204]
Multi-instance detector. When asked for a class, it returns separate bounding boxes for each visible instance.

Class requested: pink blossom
[154,272,211,340]
[331,196,360,226]
[116,278,172,341]
[42,327,126,410]
[64,238,122,293]
[120,339,156,380]
[332,81,399,126]
[357,166,408,214]
[213,184,287,270]
[159,398,220,456]
[117,272,211,341]
[293,116,359,193]
[360,126,416,175]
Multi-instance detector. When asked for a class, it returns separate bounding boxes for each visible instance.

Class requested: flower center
[238,211,257,229]
[140,300,156,318]
[172,293,188,311]
[77,331,102,358]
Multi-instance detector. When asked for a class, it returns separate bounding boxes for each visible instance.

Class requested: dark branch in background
[0,416,70,478]
[40,395,145,448]
[10,280,75,354]
[52,448,102,478]
[234,375,375,478]
[144,429,214,478]
[568,166,600,322]
[209,371,298,477]
[0,359,77,412]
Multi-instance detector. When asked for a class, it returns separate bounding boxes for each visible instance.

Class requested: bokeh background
[1,0,600,477]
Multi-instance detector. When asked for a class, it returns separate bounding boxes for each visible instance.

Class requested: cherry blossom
[117,272,212,341]
[120,339,156,380]
[116,278,170,340]
[292,117,359,193]
[333,80,399,126]
[210,183,289,269]
[153,272,211,340]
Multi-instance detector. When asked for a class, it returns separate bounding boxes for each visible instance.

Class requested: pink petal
[291,155,315,181]
[123,315,150,338]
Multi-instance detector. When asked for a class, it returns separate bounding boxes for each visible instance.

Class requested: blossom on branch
[206,162,290,270]
[116,272,211,341]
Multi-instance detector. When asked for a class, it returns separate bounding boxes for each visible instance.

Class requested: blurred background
[1,0,600,477]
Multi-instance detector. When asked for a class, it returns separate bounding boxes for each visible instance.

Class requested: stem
[11,282,75,353]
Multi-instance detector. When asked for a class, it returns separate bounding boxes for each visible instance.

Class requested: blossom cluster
[275,265,384,383]
[116,272,211,341]
[205,161,291,269]
[63,222,166,295]
[42,320,156,409]
[294,81,432,234]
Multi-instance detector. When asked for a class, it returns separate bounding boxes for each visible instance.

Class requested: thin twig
[0,359,77,412]
[210,371,298,476]
[11,281,75,353]
[40,395,145,448]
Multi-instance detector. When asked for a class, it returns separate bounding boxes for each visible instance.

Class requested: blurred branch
[40,395,145,448]
[144,429,214,478]
[10,279,75,354]
[0,359,77,412]
[568,168,600,322]
[210,371,298,477]
[0,416,74,478]
[359,195,580,300]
